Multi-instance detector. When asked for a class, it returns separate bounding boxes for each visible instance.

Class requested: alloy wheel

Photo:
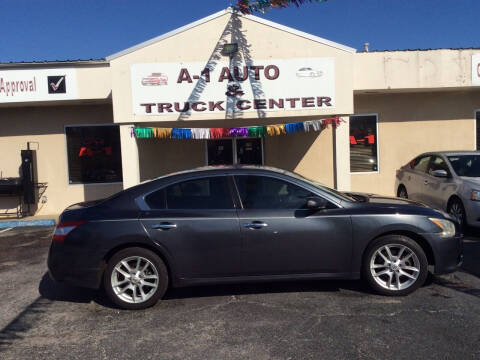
[111,256,159,304]
[449,202,464,228]
[370,244,420,291]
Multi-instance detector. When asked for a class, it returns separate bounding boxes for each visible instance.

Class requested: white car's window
[448,155,480,177]
[428,156,450,176]
[413,156,431,173]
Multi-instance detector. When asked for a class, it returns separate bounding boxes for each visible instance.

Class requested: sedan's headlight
[471,189,480,201]
[428,218,456,238]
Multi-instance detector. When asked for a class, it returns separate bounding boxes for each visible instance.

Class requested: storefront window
[207,138,263,166]
[65,125,123,184]
[350,115,378,173]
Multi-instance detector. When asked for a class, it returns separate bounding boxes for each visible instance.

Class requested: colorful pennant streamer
[235,0,328,14]
[133,117,342,139]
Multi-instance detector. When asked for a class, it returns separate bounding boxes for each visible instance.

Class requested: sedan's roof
[419,150,480,157]
[152,165,294,179]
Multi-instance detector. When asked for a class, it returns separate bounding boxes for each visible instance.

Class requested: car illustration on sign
[141,73,168,86]
[296,67,323,78]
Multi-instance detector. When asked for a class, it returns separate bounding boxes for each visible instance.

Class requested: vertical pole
[119,124,140,189]
[333,117,351,191]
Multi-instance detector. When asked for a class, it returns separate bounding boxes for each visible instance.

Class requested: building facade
[1,8,479,216]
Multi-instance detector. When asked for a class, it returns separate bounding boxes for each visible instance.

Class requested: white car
[141,73,168,86]
[296,67,323,78]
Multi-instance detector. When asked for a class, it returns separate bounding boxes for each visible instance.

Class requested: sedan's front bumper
[422,233,463,275]
[464,199,480,228]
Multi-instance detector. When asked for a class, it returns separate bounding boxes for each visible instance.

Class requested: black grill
[0,178,23,196]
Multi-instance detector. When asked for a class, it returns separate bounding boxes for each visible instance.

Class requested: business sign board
[131,58,335,116]
[473,54,480,86]
[0,68,78,103]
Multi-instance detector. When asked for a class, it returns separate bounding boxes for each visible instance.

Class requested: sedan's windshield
[447,155,480,177]
[282,170,356,202]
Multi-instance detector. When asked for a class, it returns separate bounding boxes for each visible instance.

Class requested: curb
[0,219,56,229]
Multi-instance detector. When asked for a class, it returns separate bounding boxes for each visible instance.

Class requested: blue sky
[0,0,478,63]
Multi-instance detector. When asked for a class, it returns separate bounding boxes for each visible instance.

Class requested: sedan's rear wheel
[363,235,428,296]
[104,247,168,310]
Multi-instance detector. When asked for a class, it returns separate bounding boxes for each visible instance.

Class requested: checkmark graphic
[50,76,65,91]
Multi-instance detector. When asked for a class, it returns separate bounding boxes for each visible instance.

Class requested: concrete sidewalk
[0,214,58,229]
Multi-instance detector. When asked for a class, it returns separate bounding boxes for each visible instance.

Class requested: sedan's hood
[460,177,480,188]
[343,192,427,207]
[342,191,454,219]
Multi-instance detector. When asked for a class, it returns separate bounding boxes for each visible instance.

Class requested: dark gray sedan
[48,166,462,309]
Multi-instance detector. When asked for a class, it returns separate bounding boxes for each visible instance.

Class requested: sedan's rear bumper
[422,233,463,275]
[47,243,105,289]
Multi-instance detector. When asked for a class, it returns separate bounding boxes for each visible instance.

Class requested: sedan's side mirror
[432,169,448,178]
[306,196,328,210]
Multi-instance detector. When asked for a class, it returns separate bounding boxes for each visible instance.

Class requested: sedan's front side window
[428,156,450,176]
[413,156,431,173]
[234,176,316,210]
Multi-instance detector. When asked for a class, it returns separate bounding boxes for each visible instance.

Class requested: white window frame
[349,113,380,174]
[475,110,480,151]
[204,137,264,166]
[64,123,123,186]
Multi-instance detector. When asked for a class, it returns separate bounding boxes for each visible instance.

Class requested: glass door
[206,138,263,166]
[236,138,263,165]
[207,139,233,165]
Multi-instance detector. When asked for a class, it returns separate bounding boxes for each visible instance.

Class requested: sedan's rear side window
[146,177,234,210]
[234,175,315,209]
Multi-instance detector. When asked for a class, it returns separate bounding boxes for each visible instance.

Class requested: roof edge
[242,13,356,53]
[0,59,108,69]
[106,7,356,61]
[106,9,232,61]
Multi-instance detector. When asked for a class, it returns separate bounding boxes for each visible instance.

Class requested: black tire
[447,197,466,232]
[104,247,168,310]
[397,185,408,199]
[362,235,428,296]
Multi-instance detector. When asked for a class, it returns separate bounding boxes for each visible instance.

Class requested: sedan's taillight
[52,221,86,243]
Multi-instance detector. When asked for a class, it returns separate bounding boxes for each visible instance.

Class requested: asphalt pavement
[0,226,479,360]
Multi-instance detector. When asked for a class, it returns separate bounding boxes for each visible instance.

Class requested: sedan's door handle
[243,221,268,229]
[152,223,177,230]
[424,180,429,185]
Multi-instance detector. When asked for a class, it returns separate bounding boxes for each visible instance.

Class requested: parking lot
[0,226,479,360]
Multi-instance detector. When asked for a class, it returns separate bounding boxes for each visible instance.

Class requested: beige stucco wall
[351,91,479,196]
[355,49,479,91]
[264,127,334,187]
[0,104,122,216]
[134,126,334,187]
[76,65,111,100]
[110,12,354,124]
[138,139,205,182]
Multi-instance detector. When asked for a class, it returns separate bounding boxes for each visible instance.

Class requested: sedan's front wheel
[104,247,168,310]
[363,235,428,296]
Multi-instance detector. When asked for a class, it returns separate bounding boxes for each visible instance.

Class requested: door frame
[475,109,479,150]
[204,137,264,166]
